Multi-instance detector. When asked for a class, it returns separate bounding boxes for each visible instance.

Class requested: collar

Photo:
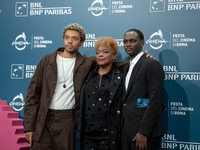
[57,52,77,60]
[51,47,83,60]
[130,51,144,67]
[93,65,114,80]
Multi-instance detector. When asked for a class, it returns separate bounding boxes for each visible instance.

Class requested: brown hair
[62,23,86,42]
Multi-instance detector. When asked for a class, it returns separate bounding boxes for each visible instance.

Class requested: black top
[78,64,124,150]
[83,66,113,139]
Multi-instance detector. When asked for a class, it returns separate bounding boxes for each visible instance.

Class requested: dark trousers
[121,125,161,150]
[31,109,76,150]
[82,138,110,150]
[81,117,110,150]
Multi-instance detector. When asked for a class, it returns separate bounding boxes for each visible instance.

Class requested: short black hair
[124,29,144,40]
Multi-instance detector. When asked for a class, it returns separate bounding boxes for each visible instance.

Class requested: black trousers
[31,109,76,150]
[81,138,110,150]
[121,125,161,150]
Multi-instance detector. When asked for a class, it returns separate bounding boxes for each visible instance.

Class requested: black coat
[78,65,123,150]
[122,54,164,139]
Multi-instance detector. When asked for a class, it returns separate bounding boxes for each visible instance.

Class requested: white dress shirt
[125,51,144,91]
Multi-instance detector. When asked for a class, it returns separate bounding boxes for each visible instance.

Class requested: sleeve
[23,57,45,132]
[90,56,97,69]
[138,60,164,136]
[114,61,129,73]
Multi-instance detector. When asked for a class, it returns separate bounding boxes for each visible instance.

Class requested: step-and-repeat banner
[0,0,200,149]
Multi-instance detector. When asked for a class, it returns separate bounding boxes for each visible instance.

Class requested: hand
[159,106,162,113]
[145,50,154,59]
[25,132,34,146]
[159,104,165,113]
[132,133,147,150]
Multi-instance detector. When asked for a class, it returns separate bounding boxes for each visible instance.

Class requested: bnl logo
[11,64,24,79]
[150,0,165,12]
[15,2,28,17]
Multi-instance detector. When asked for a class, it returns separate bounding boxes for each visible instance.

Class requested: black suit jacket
[122,53,164,139]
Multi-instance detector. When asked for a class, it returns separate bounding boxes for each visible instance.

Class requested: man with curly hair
[23,23,99,150]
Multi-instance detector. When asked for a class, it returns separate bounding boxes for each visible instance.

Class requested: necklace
[61,53,67,88]
[61,52,76,88]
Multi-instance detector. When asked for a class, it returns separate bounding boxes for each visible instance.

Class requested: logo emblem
[137,98,149,108]
[12,32,31,50]
[150,0,165,12]
[11,64,24,79]
[9,93,25,111]
[146,30,168,50]
[88,0,108,16]
[15,2,28,17]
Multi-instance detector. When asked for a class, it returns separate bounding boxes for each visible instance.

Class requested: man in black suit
[121,29,164,150]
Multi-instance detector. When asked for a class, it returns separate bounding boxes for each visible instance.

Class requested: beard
[64,47,79,54]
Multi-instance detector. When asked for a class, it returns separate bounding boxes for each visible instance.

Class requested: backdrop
[0,0,200,149]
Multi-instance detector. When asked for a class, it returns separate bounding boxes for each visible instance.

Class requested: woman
[78,37,123,150]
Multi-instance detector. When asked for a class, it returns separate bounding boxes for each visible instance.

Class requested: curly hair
[95,37,118,59]
[62,23,86,42]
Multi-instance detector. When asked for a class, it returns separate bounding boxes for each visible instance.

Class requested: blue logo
[137,98,149,108]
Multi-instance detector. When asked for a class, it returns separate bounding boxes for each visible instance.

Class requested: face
[123,31,144,60]
[96,45,117,67]
[63,30,84,54]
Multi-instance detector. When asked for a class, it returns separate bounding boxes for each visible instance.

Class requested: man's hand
[145,50,154,59]
[132,133,147,150]
[25,132,34,146]
[159,104,166,113]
